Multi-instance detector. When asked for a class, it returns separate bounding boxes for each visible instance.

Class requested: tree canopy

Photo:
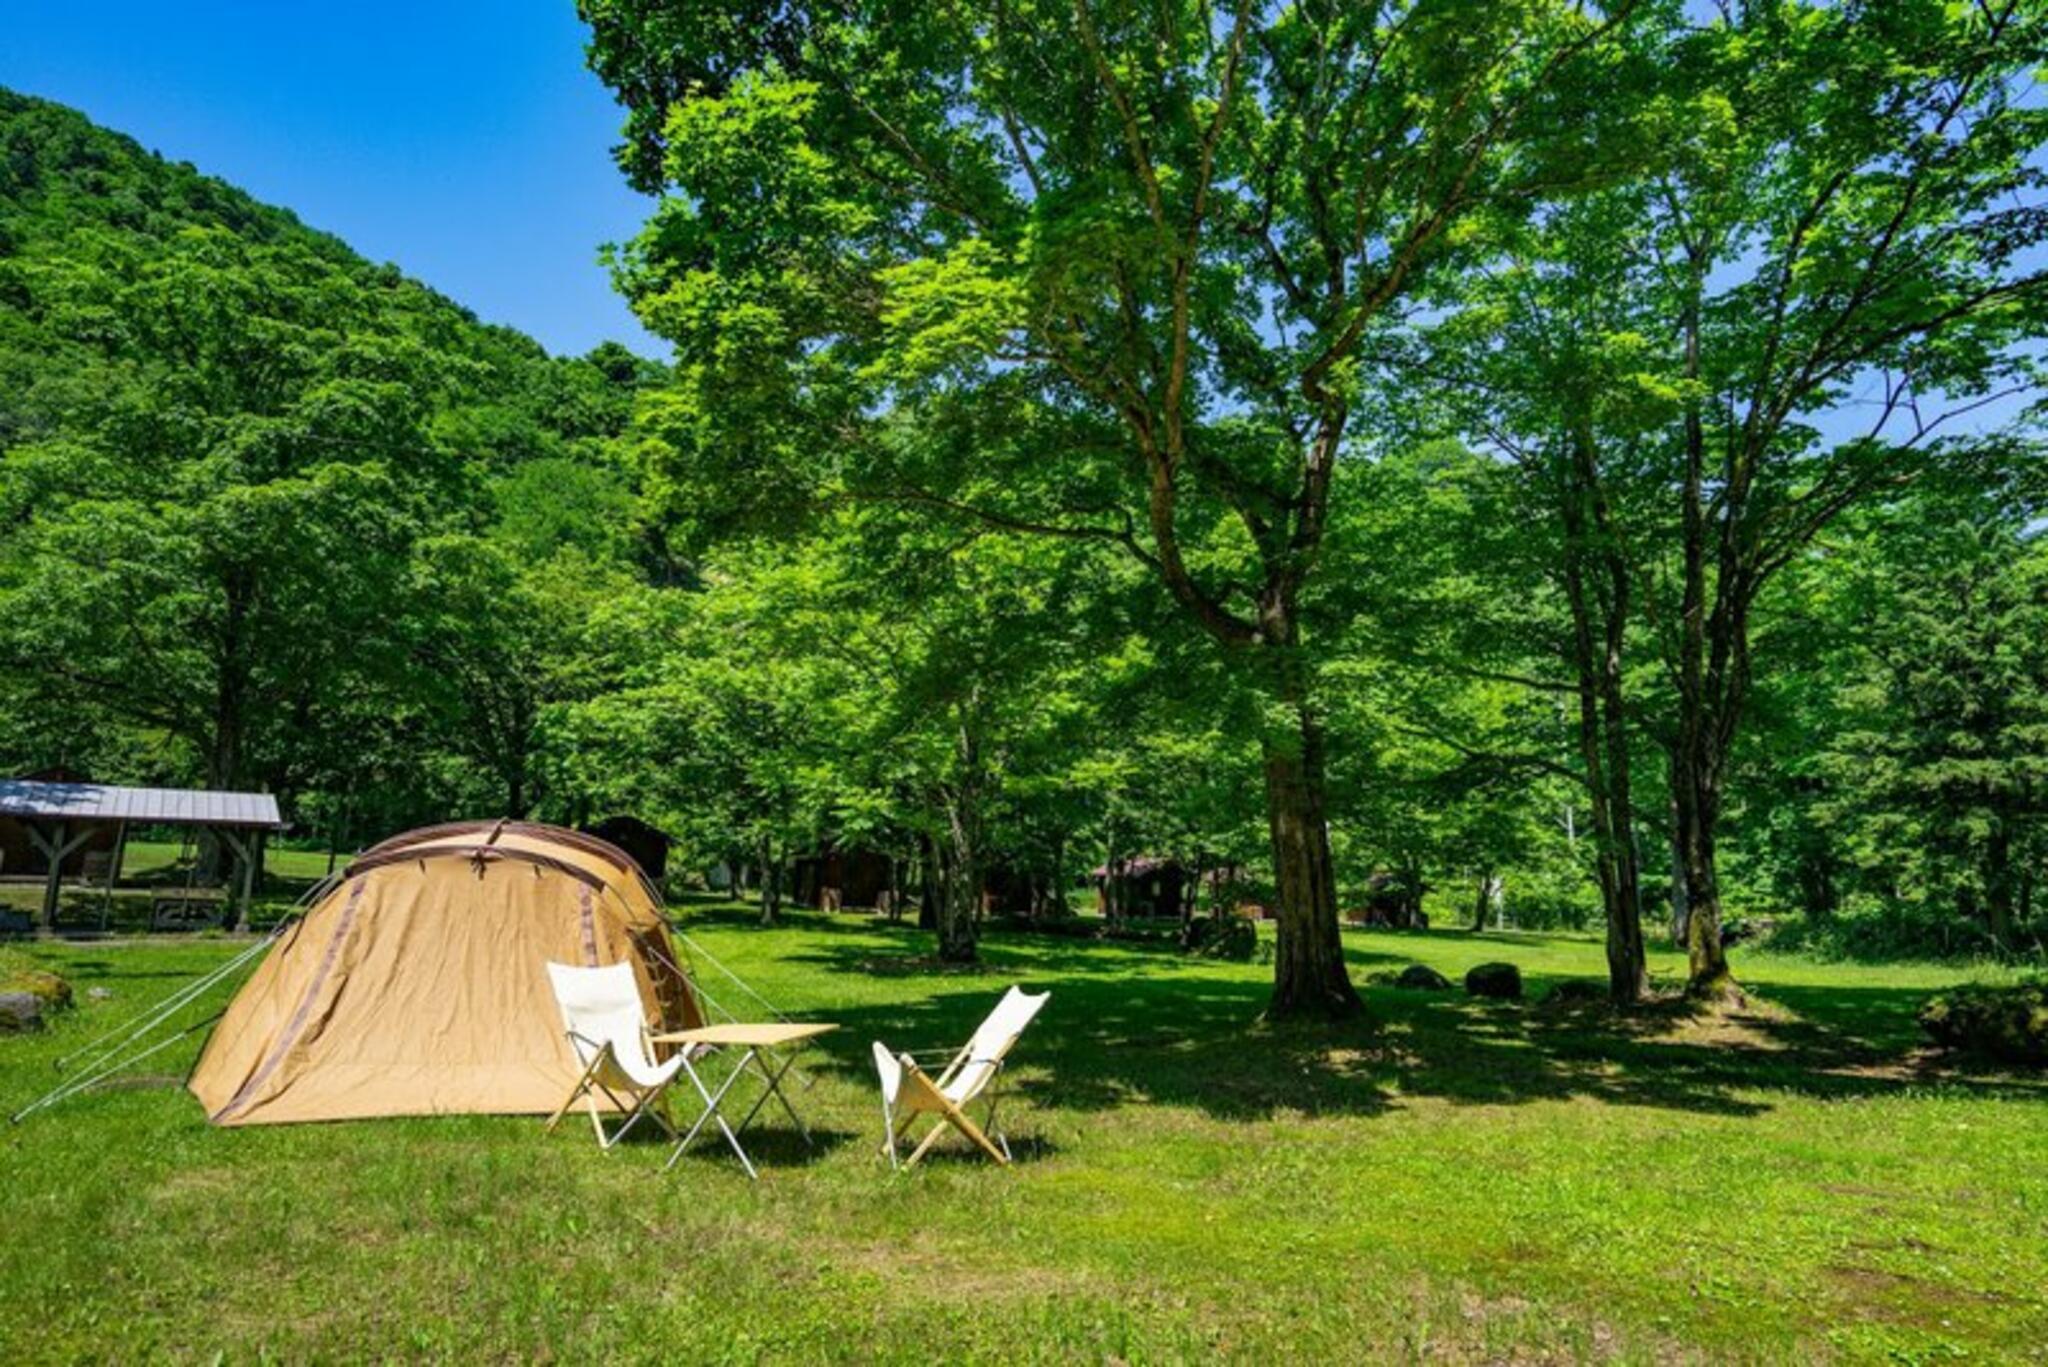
[5,0,2047,1005]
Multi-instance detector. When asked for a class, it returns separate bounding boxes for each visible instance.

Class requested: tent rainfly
[188,821,704,1126]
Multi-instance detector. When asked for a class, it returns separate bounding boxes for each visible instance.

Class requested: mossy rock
[1,963,71,1007]
[0,960,72,1032]
[1393,963,1453,991]
[1918,981,2048,1065]
[1465,962,1523,1000]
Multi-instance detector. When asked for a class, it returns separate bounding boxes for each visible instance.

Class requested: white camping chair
[543,961,685,1150]
[873,986,1048,1169]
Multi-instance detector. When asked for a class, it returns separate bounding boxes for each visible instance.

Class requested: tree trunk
[917,831,938,930]
[1672,261,1741,1005]
[1669,817,1688,945]
[199,683,246,885]
[1558,428,1648,1005]
[936,796,980,963]
[757,835,781,927]
[1260,687,1363,1020]
[1470,870,1492,933]
[1673,746,1738,1001]
[1984,821,2013,949]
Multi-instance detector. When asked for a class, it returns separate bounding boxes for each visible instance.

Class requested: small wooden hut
[1090,856,1190,919]
[792,847,894,911]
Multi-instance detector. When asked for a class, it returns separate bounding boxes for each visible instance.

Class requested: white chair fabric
[872,985,1048,1168]
[945,986,1049,1105]
[544,960,683,1148]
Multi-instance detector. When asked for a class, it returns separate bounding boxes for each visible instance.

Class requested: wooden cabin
[1344,871,1430,928]
[1090,855,1190,919]
[792,847,894,911]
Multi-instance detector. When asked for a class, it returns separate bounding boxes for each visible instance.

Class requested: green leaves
[870,239,1025,387]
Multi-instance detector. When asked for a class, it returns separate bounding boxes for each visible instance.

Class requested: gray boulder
[0,990,44,1032]
[1465,962,1523,1000]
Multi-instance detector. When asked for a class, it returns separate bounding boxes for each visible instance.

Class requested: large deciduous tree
[583,0,1643,1018]
[1641,0,2046,998]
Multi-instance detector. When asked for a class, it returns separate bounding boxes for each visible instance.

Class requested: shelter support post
[219,828,261,931]
[99,819,127,928]
[25,819,94,931]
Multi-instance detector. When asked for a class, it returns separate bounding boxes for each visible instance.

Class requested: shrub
[1180,913,1256,962]
[1492,871,1597,932]
[1917,981,2048,1064]
[1765,903,2017,963]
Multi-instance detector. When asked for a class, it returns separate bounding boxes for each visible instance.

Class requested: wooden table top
[652,1022,839,1048]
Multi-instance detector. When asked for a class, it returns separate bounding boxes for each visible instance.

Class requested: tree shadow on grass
[776,928,2046,1127]
[664,1125,859,1172]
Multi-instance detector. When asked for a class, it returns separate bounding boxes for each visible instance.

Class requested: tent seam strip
[578,884,598,967]
[214,877,367,1123]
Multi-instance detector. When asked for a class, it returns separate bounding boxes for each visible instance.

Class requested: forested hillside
[0,89,666,839]
[3,61,2043,975]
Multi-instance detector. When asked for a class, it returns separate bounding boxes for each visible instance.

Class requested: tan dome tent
[188,821,704,1127]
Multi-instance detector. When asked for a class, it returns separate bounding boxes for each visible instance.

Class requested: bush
[1765,903,2020,963]
[1491,872,1598,932]
[1918,981,2048,1064]
[1180,913,1256,962]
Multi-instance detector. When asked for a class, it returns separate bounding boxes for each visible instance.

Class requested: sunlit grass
[1,911,2042,1362]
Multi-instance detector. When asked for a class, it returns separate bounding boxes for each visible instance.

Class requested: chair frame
[880,1047,1014,1168]
[877,987,1043,1170]
[543,1014,683,1150]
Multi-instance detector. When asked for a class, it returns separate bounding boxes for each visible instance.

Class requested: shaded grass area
[2,912,2043,1362]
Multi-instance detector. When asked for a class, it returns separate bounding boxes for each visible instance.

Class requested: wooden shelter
[0,777,285,931]
[793,847,893,911]
[1090,856,1190,919]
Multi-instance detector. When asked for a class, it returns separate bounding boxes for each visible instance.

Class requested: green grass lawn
[2,912,2042,1363]
[116,839,339,882]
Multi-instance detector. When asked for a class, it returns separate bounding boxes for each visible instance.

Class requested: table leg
[731,1048,814,1148]
[666,1049,760,1179]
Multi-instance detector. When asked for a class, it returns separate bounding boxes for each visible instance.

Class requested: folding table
[651,1021,838,1179]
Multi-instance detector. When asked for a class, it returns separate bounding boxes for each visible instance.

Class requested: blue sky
[1,2,664,357]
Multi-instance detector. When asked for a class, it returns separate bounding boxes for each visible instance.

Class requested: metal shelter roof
[0,779,285,829]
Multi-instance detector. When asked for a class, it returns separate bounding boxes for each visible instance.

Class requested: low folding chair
[543,961,686,1150]
[873,986,1049,1169]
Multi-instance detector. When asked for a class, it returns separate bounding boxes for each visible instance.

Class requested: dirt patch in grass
[845,954,997,977]
[1823,1260,2019,1335]
[827,1237,1093,1304]
[150,1167,237,1200]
